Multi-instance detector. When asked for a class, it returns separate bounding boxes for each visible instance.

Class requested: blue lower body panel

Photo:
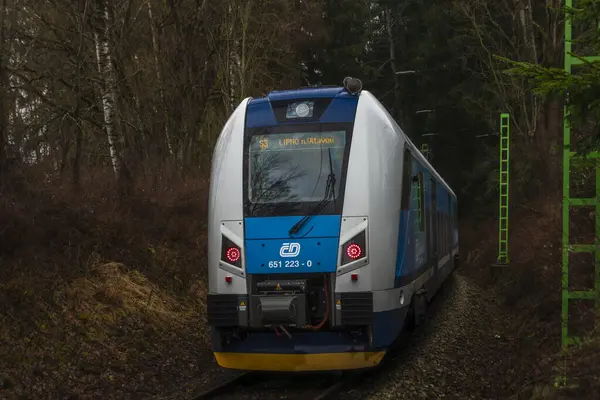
[211,308,411,371]
[211,308,410,353]
[212,330,370,353]
[372,306,410,348]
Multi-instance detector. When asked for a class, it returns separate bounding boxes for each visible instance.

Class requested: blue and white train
[206,78,459,372]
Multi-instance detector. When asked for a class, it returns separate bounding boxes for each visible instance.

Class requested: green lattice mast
[497,113,510,266]
[557,0,600,387]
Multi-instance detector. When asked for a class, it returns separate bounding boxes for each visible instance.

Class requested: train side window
[417,172,424,231]
[400,149,412,211]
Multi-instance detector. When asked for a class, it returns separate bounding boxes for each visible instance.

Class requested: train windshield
[246,128,348,216]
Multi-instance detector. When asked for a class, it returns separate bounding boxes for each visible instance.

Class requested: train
[206,77,459,372]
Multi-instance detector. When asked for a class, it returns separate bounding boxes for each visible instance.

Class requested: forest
[0,0,599,398]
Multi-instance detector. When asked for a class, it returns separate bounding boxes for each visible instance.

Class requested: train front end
[206,85,382,372]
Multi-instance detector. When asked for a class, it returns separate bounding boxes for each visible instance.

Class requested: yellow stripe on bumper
[213,351,386,371]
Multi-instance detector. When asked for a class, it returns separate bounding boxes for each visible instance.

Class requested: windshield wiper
[289,149,337,236]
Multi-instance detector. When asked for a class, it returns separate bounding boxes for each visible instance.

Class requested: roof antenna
[343,77,363,95]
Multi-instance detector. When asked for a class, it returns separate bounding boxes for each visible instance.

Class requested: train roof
[256,86,358,103]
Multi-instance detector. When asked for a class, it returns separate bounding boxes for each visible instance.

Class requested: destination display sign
[251,131,346,152]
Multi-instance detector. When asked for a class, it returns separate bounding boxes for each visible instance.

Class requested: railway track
[185,277,454,400]
[187,312,429,400]
[190,372,254,399]
[189,370,363,400]
[187,296,445,400]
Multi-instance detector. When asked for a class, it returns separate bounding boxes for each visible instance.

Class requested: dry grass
[0,261,210,398]
[0,168,216,399]
[68,262,204,331]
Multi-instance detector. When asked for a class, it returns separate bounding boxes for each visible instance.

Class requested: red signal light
[225,276,232,283]
[340,230,366,266]
[226,247,241,263]
[346,243,362,260]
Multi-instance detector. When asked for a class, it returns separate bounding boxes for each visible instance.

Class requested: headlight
[340,229,367,266]
[221,235,242,268]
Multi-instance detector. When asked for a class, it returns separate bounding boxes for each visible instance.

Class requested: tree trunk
[385,5,401,123]
[227,4,237,113]
[0,0,8,185]
[94,0,129,194]
[72,124,83,189]
[147,0,173,157]
[72,0,89,190]
[131,54,150,163]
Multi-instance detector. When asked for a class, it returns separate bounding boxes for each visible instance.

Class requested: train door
[424,175,431,264]
[431,179,438,270]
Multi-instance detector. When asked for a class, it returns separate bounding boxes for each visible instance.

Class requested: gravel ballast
[170,271,559,400]
[337,272,542,400]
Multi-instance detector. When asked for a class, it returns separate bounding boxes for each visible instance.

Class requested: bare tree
[453,0,564,180]
[385,2,410,124]
[147,0,173,157]
[93,0,125,183]
[0,0,8,183]
[0,0,321,190]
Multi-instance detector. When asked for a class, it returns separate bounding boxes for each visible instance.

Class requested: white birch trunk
[229,52,236,113]
[94,0,122,179]
[227,4,236,113]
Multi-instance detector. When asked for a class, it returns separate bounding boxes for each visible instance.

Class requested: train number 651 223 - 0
[267,260,312,268]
